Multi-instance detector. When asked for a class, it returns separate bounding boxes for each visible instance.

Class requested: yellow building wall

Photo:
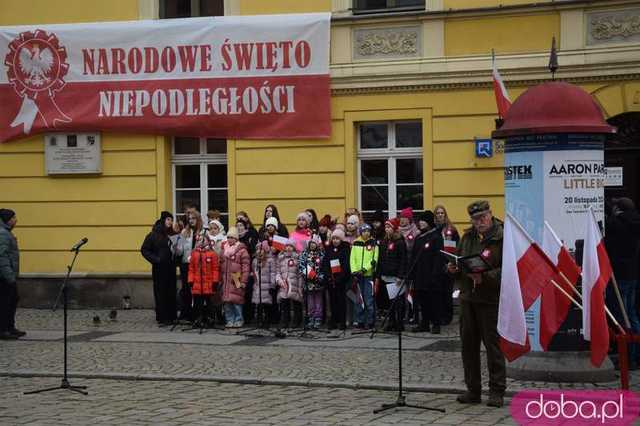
[238,0,331,15]
[445,13,560,56]
[444,0,554,9]
[0,1,167,274]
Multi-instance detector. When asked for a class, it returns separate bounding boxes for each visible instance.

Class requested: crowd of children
[142,204,460,333]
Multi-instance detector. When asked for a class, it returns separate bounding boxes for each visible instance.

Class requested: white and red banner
[499,214,561,361]
[540,221,581,351]
[0,14,331,143]
[581,207,613,367]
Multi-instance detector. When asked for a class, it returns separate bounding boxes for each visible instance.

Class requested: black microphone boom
[71,237,88,252]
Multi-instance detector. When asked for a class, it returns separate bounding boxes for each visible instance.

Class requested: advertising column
[504,133,606,351]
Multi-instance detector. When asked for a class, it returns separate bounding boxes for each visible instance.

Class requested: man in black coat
[141,211,178,325]
[605,197,640,354]
[0,208,24,340]
[409,211,446,334]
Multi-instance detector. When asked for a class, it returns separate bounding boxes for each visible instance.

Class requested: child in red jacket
[188,236,220,327]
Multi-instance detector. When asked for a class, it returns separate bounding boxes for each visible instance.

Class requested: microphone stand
[25,244,88,396]
[370,231,445,415]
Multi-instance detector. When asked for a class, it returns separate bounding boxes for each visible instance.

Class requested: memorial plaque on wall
[44,133,101,175]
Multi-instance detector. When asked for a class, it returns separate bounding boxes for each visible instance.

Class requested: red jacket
[188,248,220,295]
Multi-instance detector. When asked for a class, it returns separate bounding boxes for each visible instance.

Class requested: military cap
[467,200,490,218]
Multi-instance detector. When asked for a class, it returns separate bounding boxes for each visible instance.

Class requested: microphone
[71,237,88,252]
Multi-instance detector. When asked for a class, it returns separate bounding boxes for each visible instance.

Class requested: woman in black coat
[141,211,178,325]
[408,211,447,334]
[258,204,289,239]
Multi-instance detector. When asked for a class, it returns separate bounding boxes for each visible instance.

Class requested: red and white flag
[540,221,581,350]
[330,258,341,274]
[443,239,457,254]
[271,235,288,252]
[499,214,561,361]
[581,208,613,367]
[492,50,511,118]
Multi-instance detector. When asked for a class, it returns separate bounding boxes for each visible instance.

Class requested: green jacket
[0,222,19,283]
[350,237,379,278]
[454,218,503,305]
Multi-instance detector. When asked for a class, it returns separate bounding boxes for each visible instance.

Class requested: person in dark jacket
[258,204,289,239]
[605,197,640,360]
[0,208,24,340]
[141,211,178,325]
[371,209,386,241]
[321,228,351,330]
[448,200,505,408]
[237,218,258,324]
[376,218,408,331]
[409,210,446,334]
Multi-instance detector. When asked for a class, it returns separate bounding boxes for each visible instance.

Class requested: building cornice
[331,71,640,95]
[331,0,639,24]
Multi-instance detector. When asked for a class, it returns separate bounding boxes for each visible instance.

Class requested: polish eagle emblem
[18,44,54,87]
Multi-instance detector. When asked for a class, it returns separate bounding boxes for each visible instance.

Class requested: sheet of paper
[386,282,405,299]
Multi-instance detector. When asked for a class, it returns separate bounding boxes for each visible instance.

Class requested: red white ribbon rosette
[5,29,71,134]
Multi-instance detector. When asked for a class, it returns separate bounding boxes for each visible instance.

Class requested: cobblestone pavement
[1,377,516,425]
[0,309,636,424]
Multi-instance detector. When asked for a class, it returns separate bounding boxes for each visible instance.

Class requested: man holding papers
[447,200,505,408]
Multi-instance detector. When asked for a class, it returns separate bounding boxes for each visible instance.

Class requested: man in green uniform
[447,200,505,408]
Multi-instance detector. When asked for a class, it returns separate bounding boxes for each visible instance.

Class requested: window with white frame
[353,0,425,15]
[160,0,224,18]
[172,137,229,228]
[358,121,423,222]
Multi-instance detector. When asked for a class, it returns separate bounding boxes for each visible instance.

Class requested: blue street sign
[475,138,493,158]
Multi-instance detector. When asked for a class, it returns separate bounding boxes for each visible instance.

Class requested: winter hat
[286,239,298,250]
[0,208,16,224]
[160,211,173,222]
[358,223,372,235]
[296,211,311,224]
[419,210,435,229]
[614,197,635,212]
[385,217,400,231]
[372,209,385,224]
[319,214,332,228]
[265,216,279,228]
[346,215,360,226]
[400,207,413,220]
[227,226,239,240]
[209,219,224,233]
[331,228,345,241]
[307,234,322,248]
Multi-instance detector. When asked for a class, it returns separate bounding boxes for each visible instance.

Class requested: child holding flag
[321,228,351,330]
[298,234,325,329]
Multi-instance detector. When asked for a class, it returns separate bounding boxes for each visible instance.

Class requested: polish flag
[540,221,581,351]
[330,259,342,274]
[499,214,560,361]
[492,50,512,118]
[271,235,288,251]
[582,208,613,367]
[443,239,457,254]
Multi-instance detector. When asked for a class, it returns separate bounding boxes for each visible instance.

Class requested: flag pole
[589,207,631,330]
[556,271,623,332]
[549,278,627,334]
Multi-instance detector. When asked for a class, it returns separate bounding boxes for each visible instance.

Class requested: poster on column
[504,134,605,351]
[0,13,331,143]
